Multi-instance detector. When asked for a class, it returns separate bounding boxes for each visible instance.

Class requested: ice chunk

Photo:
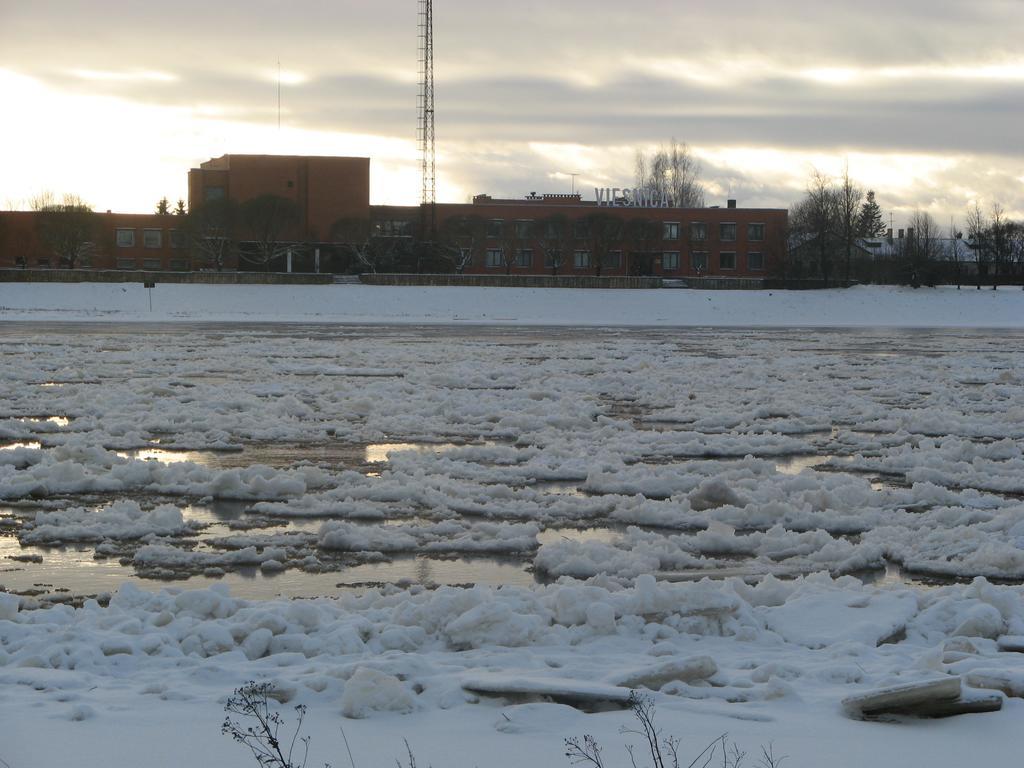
[462,674,632,707]
[608,656,718,690]
[340,667,415,718]
[842,676,961,718]
[0,592,21,620]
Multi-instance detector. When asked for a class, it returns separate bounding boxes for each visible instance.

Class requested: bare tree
[239,195,301,271]
[438,214,486,273]
[585,212,622,277]
[837,164,863,283]
[902,210,939,286]
[635,139,705,208]
[182,198,239,271]
[32,193,99,269]
[988,202,1012,289]
[626,217,660,276]
[498,218,524,275]
[790,169,839,286]
[948,218,964,289]
[966,202,989,289]
[538,214,571,275]
[331,217,407,274]
[1009,221,1024,286]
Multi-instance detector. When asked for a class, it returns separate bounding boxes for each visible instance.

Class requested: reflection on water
[182,500,252,524]
[337,555,534,590]
[119,448,210,464]
[18,416,70,427]
[364,442,462,463]
[775,454,832,475]
[2,550,537,600]
[111,441,467,470]
[0,442,41,451]
[536,526,619,546]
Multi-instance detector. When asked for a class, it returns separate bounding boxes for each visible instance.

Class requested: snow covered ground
[2,310,1023,767]
[1,281,1024,327]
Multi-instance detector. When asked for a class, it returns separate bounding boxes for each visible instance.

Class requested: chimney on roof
[727,199,737,209]
[887,228,893,240]
[898,229,905,239]
[907,227,914,239]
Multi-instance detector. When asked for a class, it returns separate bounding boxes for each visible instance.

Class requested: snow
[0,282,1023,327]
[2,295,1024,767]
[2,576,1023,766]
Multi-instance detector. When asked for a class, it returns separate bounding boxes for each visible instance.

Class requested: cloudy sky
[2,1,1022,226]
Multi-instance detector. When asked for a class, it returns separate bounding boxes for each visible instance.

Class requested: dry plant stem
[222,681,315,768]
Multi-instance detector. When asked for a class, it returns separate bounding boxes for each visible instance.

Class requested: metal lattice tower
[418,0,436,238]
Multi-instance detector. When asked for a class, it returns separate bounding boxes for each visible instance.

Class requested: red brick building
[426,194,785,278]
[188,154,371,243]
[0,210,193,271]
[0,155,786,277]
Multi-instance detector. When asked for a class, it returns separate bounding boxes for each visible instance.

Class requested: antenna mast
[418,0,436,239]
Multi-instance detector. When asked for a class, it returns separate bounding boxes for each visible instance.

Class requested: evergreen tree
[175,199,187,216]
[857,190,886,238]
[156,196,171,215]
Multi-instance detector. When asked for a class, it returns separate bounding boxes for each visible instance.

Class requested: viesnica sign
[595,188,676,208]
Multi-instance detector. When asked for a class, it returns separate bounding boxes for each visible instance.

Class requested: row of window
[29,257,190,270]
[115,228,186,249]
[475,249,765,271]
[476,220,765,242]
[116,258,190,270]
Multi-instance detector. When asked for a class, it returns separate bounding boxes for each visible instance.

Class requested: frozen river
[3,319,1024,768]
[2,322,1024,603]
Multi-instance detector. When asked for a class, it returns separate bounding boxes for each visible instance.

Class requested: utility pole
[418,0,436,244]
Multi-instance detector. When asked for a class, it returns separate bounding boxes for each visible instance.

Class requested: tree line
[787,167,1024,288]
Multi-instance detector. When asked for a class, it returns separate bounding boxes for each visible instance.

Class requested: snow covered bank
[2,282,1024,327]
[1,575,1022,768]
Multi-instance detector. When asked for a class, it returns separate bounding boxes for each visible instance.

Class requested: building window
[690,222,707,241]
[78,255,92,268]
[485,248,504,268]
[544,252,562,269]
[748,223,765,242]
[169,229,185,249]
[486,219,504,239]
[36,258,51,268]
[663,222,680,240]
[606,250,622,269]
[662,251,680,270]
[117,257,136,269]
[514,220,533,239]
[287,180,295,189]
[143,229,162,249]
[204,186,225,202]
[169,258,188,271]
[516,248,532,268]
[720,223,737,242]
[116,228,136,248]
[692,251,709,273]
[573,250,591,269]
[720,251,737,270]
[374,220,413,237]
[143,258,162,270]
[747,252,764,270]
[573,220,590,239]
